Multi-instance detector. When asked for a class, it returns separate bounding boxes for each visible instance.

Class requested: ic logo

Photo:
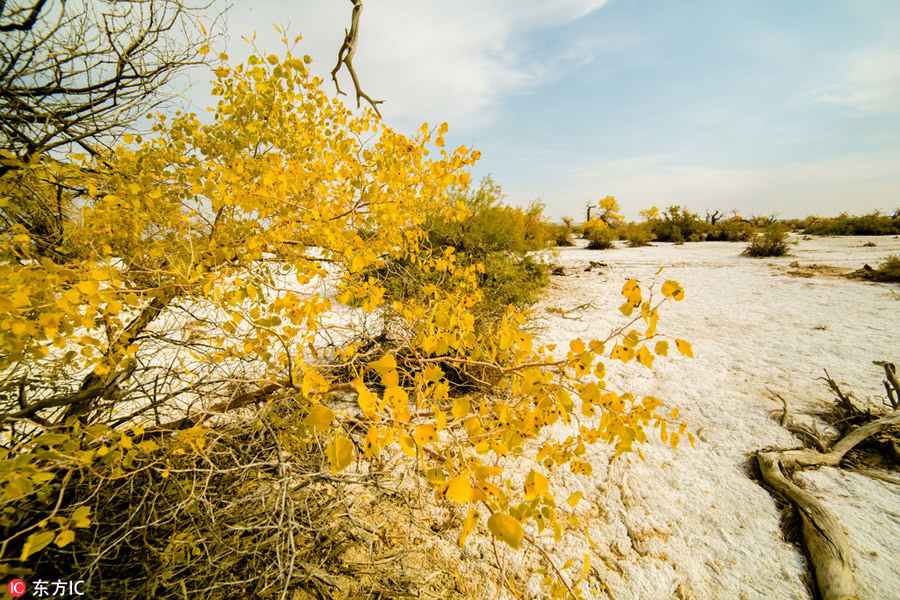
[8,579,26,597]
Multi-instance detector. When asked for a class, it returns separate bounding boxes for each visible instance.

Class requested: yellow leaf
[55,529,75,548]
[398,434,417,458]
[369,354,396,375]
[413,424,438,446]
[451,397,469,419]
[349,255,367,272]
[661,280,682,299]
[610,344,634,364]
[670,432,680,450]
[356,386,377,419]
[382,369,399,387]
[423,364,443,381]
[675,339,694,358]
[655,340,669,356]
[71,506,91,528]
[622,279,641,305]
[459,508,480,547]
[21,530,54,561]
[566,491,583,507]
[487,512,523,550]
[77,280,99,295]
[303,405,334,431]
[92,362,111,377]
[326,437,354,473]
[636,345,655,369]
[524,469,549,500]
[445,473,472,504]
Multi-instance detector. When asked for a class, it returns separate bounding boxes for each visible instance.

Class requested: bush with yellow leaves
[0,42,692,598]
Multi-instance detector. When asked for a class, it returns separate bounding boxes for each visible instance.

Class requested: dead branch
[330,0,382,117]
[874,361,899,409]
[758,365,900,600]
[767,389,827,452]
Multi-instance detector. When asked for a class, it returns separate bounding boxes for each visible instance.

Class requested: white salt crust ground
[529,235,900,600]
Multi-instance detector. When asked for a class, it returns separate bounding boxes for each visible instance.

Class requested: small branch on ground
[758,361,900,600]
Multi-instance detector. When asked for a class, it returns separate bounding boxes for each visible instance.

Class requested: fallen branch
[758,362,900,600]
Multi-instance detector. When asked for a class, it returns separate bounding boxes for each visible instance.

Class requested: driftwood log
[757,362,900,600]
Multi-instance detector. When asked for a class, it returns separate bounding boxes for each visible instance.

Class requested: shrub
[1,46,693,599]
[804,211,900,236]
[426,178,549,255]
[372,178,552,315]
[583,219,617,249]
[743,228,792,257]
[618,222,655,247]
[648,205,708,242]
[707,219,755,242]
[544,221,574,247]
[478,252,549,307]
[854,254,900,283]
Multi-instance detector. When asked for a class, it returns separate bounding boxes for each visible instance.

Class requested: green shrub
[584,220,617,249]
[368,177,551,315]
[544,222,574,247]
[742,229,792,257]
[855,254,900,283]
[707,219,755,241]
[618,222,655,247]
[425,178,549,255]
[478,252,548,308]
[648,206,708,242]
[804,211,900,236]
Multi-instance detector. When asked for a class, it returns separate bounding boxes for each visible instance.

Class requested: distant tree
[639,206,660,221]
[586,195,623,226]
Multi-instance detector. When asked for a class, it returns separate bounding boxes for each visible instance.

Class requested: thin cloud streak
[814,44,900,116]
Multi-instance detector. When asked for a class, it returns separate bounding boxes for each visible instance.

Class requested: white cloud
[215,1,608,128]
[815,45,900,116]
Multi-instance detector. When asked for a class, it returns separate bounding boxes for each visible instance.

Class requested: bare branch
[0,0,48,32]
[330,0,382,117]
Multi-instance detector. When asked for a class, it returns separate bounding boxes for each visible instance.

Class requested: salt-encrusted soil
[532,235,900,599]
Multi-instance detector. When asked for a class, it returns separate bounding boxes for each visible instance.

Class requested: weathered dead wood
[874,361,899,409]
[767,388,827,452]
[758,365,900,600]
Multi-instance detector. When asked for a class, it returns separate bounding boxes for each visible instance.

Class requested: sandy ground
[530,235,900,600]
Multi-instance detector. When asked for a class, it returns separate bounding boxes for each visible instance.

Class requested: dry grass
[5,399,494,599]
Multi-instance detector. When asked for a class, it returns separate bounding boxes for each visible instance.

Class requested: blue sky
[199,1,900,221]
